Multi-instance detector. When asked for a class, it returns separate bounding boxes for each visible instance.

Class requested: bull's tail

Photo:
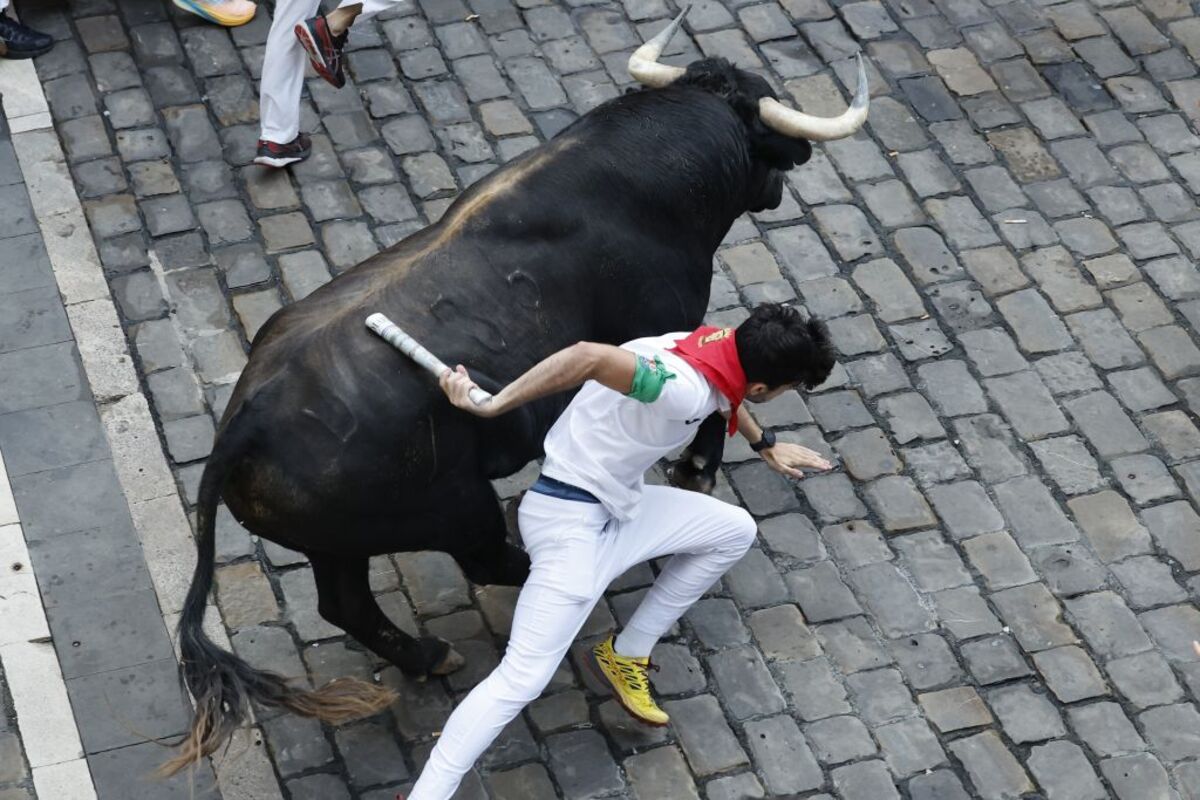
[160,415,397,777]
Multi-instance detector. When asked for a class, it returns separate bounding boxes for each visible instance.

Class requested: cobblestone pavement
[15,0,1200,794]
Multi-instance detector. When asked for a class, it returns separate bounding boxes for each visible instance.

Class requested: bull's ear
[753,131,812,170]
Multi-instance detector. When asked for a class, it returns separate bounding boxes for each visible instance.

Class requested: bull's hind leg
[310,554,465,678]
[448,480,531,588]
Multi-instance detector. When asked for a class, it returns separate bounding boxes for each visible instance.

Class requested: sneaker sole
[294,22,344,88]
[0,42,54,59]
[253,153,307,168]
[585,649,669,728]
[172,0,255,26]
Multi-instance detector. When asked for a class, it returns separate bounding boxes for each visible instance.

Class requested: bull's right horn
[628,9,687,88]
[758,53,870,142]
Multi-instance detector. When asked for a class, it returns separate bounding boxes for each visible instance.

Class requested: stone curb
[0,51,283,800]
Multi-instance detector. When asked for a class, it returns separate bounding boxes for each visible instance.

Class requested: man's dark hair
[735,303,835,390]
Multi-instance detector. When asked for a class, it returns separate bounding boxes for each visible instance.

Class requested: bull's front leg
[667,412,725,494]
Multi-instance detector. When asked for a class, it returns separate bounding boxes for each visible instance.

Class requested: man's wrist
[750,429,776,453]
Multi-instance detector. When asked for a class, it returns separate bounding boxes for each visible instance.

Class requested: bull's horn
[758,53,870,141]
[628,9,687,88]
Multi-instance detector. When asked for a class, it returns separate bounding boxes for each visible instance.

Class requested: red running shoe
[253,133,311,168]
[295,15,347,88]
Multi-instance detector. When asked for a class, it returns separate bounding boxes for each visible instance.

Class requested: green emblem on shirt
[626,355,676,403]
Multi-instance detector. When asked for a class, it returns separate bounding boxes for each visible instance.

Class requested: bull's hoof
[412,637,465,682]
[432,645,466,675]
[666,461,716,495]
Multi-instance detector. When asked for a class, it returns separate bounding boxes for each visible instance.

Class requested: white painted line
[0,452,16,527]
[0,60,50,123]
[32,758,98,800]
[0,640,84,769]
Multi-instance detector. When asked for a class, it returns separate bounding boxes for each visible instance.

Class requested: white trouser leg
[611,485,757,658]
[408,486,756,799]
[0,0,11,14]
[340,0,395,17]
[408,494,610,800]
[259,0,319,143]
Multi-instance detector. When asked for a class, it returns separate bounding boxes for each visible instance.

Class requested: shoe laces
[615,658,659,693]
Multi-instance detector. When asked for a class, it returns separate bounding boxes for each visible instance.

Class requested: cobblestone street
[6,0,1200,794]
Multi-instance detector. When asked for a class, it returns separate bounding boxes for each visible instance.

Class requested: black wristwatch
[750,429,776,453]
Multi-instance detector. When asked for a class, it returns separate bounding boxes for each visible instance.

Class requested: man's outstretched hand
[761,442,833,479]
[439,365,497,417]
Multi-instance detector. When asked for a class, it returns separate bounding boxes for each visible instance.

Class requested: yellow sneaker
[589,635,669,726]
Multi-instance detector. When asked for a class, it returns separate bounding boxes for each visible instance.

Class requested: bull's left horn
[759,53,870,141]
[628,9,687,88]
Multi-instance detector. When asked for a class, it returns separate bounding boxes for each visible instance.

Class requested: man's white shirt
[541,333,728,521]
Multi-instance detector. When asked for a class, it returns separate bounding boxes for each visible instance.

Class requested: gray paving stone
[962,634,1034,684]
[821,520,891,569]
[996,289,1073,354]
[1141,501,1200,571]
[1140,703,1200,761]
[663,695,748,776]
[963,531,1036,590]
[1108,650,1184,709]
[991,582,1077,652]
[918,360,987,417]
[888,632,962,690]
[958,327,1028,377]
[1033,645,1109,702]
[707,647,785,720]
[757,513,823,562]
[1101,752,1171,800]
[892,531,970,593]
[685,598,750,649]
[1063,391,1149,457]
[1139,604,1200,664]
[1068,491,1153,563]
[984,371,1069,440]
[845,667,916,725]
[786,561,862,623]
[831,759,900,800]
[804,714,876,764]
[863,476,936,533]
[545,730,623,798]
[1026,740,1107,800]
[1111,454,1179,505]
[1068,701,1146,757]
[900,440,972,489]
[816,616,892,674]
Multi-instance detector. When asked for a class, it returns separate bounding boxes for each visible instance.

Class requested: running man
[254,1,378,167]
[401,302,836,799]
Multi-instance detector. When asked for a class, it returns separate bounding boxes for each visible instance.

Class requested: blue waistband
[529,474,600,504]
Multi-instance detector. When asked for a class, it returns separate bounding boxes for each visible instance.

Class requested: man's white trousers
[408,485,757,800]
[259,0,393,144]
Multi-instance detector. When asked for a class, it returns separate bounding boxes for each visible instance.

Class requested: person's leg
[409,493,609,800]
[259,0,317,145]
[610,486,758,658]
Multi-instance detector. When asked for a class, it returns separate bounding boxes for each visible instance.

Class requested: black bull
[167,58,824,771]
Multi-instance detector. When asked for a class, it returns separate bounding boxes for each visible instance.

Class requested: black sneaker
[253,134,311,168]
[0,11,53,59]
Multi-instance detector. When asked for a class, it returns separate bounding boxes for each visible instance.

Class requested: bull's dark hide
[167,56,822,771]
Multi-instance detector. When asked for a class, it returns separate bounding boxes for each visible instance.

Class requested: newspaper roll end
[366,313,494,407]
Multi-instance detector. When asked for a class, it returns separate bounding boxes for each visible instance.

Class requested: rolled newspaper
[365,313,493,406]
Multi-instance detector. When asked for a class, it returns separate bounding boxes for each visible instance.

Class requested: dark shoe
[0,11,53,59]
[295,15,347,88]
[253,134,311,168]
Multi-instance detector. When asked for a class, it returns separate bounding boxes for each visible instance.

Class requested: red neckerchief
[670,326,746,435]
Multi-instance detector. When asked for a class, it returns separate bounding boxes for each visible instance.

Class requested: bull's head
[627,11,869,211]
